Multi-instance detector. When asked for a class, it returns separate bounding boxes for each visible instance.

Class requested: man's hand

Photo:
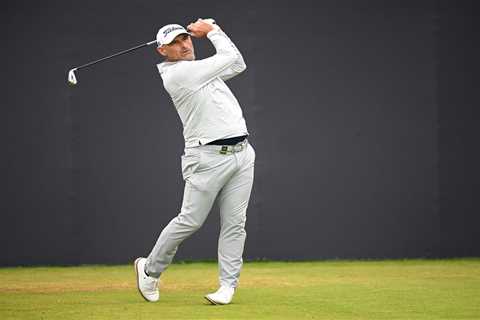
[187,18,218,38]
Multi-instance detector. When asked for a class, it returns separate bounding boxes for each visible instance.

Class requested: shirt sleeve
[214,31,247,82]
[172,28,247,91]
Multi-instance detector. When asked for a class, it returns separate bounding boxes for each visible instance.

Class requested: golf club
[67,40,157,85]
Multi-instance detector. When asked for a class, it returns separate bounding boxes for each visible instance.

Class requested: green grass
[1,259,479,319]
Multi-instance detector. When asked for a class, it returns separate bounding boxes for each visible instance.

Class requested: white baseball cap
[156,24,191,47]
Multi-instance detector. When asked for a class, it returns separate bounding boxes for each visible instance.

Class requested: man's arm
[216,32,246,82]
[175,19,246,90]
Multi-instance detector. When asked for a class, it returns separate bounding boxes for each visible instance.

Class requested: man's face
[157,34,195,61]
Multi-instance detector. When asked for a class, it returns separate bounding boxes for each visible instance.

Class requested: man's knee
[173,214,204,233]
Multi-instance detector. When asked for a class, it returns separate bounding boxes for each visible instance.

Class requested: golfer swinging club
[135,18,255,305]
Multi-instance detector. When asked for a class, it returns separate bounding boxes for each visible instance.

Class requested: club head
[68,68,78,85]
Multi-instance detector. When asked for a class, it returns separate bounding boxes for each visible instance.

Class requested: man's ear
[157,46,167,57]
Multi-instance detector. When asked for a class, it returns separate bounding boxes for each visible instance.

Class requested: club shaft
[75,40,157,71]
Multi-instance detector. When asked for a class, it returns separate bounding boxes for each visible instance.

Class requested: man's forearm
[208,27,246,72]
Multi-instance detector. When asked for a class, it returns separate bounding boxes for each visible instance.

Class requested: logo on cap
[163,26,184,36]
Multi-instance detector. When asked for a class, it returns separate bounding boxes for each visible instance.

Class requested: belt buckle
[219,140,246,155]
[220,146,228,155]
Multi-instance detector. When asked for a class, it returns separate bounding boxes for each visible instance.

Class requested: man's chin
[170,54,195,62]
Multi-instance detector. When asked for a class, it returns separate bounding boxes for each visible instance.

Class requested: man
[134,18,255,305]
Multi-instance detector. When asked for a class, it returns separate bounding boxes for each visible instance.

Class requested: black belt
[207,135,248,146]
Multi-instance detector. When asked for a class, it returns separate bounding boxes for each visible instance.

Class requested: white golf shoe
[204,286,235,305]
[134,257,159,302]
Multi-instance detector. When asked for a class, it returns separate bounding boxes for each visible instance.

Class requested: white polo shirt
[157,28,249,148]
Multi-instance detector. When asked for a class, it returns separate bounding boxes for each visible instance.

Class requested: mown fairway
[1,259,479,319]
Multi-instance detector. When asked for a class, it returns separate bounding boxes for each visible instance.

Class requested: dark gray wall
[2,0,479,266]
[437,1,480,257]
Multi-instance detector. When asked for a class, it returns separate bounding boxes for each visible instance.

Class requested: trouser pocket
[181,149,200,181]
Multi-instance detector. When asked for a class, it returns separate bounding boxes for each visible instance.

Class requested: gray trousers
[145,141,255,288]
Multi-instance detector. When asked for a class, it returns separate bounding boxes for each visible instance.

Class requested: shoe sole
[134,258,154,302]
[204,295,228,305]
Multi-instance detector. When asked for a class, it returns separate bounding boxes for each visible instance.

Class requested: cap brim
[161,30,192,46]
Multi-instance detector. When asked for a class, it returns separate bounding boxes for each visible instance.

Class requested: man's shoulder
[157,62,196,97]
[158,60,196,76]
[157,61,177,73]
